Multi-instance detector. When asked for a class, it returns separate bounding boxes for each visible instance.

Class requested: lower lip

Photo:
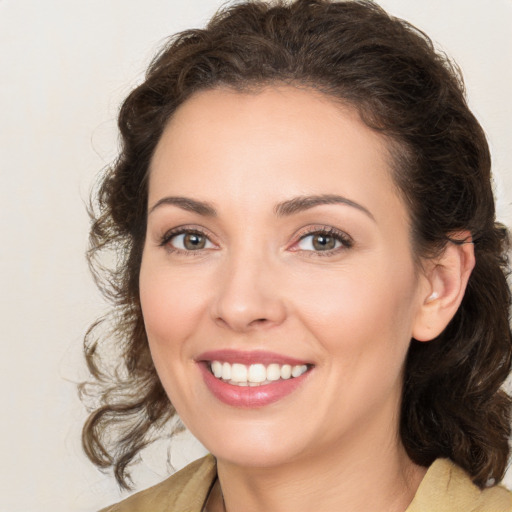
[199,364,310,408]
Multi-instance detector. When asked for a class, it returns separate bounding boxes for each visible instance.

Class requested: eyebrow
[274,194,375,221]
[148,196,217,216]
[148,193,374,221]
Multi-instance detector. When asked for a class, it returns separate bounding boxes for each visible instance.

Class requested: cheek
[294,259,418,363]
[139,259,209,354]
[138,260,211,411]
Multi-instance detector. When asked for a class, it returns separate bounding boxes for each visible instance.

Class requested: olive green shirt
[100,454,512,511]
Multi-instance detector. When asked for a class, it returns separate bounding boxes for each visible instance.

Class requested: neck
[210,428,426,512]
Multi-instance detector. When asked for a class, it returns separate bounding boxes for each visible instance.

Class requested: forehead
[148,86,405,225]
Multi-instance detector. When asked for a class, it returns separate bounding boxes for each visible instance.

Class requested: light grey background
[1,1,510,510]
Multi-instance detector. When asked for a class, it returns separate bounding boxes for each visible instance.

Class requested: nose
[210,252,287,332]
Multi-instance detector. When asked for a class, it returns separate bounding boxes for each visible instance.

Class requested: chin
[210,440,303,469]
[187,415,314,469]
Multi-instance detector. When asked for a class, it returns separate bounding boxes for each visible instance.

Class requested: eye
[298,233,340,251]
[161,229,215,252]
[293,227,353,254]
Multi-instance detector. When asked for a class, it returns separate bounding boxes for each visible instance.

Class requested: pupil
[184,233,205,250]
[313,234,335,251]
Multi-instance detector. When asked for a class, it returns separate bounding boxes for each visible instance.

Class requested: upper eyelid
[159,225,217,246]
[293,225,353,242]
[286,226,354,254]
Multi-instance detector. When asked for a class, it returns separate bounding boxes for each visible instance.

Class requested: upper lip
[196,349,311,366]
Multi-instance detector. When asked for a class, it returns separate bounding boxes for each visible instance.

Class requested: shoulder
[407,458,512,512]
[99,454,217,512]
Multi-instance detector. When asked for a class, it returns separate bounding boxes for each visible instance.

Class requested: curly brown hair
[81,0,512,490]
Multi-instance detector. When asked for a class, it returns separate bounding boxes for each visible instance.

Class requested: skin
[139,86,471,512]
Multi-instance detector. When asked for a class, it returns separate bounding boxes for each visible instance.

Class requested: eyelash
[159,225,353,256]
[159,226,215,256]
[291,226,353,257]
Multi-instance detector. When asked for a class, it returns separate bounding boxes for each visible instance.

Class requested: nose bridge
[211,240,286,331]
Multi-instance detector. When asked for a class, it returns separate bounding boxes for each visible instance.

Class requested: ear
[412,232,475,342]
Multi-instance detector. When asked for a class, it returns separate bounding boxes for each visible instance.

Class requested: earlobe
[412,233,475,342]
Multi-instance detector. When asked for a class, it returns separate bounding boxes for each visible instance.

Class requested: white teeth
[231,363,247,383]
[209,360,310,386]
[292,364,308,378]
[222,362,231,380]
[211,361,223,378]
[248,364,267,383]
[267,363,281,381]
[280,364,292,379]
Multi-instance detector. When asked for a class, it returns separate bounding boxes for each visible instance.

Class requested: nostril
[211,285,287,331]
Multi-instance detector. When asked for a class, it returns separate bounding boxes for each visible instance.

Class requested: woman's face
[140,86,430,469]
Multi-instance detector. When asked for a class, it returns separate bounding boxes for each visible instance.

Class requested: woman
[81,1,512,510]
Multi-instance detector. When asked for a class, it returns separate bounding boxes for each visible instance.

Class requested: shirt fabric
[100,454,512,512]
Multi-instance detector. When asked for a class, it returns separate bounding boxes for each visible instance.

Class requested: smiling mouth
[209,361,310,387]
